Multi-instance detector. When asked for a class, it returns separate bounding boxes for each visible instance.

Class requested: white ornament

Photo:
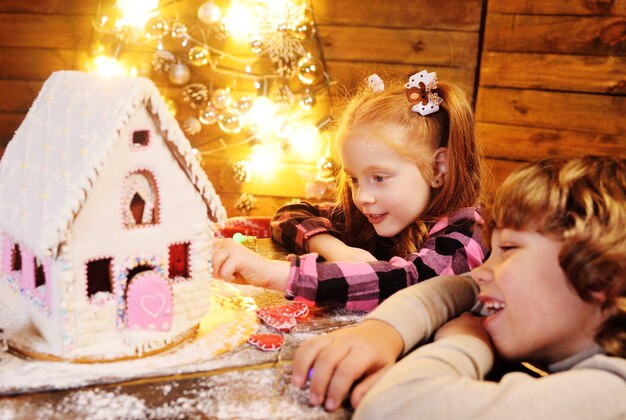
[168,62,191,85]
[197,2,222,25]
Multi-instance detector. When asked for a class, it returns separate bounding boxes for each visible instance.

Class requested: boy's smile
[340,133,432,238]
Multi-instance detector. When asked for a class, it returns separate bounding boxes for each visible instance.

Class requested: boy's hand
[434,312,492,349]
[291,319,403,411]
[211,238,290,291]
[308,234,377,262]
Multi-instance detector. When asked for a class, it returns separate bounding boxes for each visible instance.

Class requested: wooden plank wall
[5,1,624,216]
[476,0,626,190]
[0,0,483,216]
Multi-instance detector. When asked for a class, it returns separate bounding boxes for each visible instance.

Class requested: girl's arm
[286,210,485,311]
[353,315,626,419]
[270,201,341,254]
[271,201,376,262]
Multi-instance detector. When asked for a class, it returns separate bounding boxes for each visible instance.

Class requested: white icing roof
[0,71,226,259]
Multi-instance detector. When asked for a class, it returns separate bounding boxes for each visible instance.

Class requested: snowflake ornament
[256,1,309,77]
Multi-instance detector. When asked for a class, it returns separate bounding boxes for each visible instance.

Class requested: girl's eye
[372,175,385,183]
[349,176,358,184]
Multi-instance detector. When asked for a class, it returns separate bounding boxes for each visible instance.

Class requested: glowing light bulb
[291,124,321,158]
[222,1,258,39]
[90,55,127,76]
[116,0,158,28]
[249,145,276,178]
[246,97,276,132]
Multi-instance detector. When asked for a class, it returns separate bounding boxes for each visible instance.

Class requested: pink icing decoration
[1,235,12,273]
[43,258,53,308]
[20,247,35,290]
[126,271,173,331]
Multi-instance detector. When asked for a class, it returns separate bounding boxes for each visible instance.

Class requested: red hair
[327,77,482,256]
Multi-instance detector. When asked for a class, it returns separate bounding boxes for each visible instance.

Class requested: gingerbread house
[0,71,227,361]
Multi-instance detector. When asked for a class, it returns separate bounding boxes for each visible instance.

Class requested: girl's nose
[354,187,375,205]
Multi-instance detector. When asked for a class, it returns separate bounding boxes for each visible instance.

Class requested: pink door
[125,271,173,331]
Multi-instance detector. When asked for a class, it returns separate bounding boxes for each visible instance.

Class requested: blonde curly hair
[487,156,626,357]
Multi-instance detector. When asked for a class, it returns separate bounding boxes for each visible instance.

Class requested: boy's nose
[470,263,492,286]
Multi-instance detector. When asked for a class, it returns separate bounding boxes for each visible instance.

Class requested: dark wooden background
[0,0,624,215]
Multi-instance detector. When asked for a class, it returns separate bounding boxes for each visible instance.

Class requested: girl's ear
[430,147,448,188]
[590,290,608,305]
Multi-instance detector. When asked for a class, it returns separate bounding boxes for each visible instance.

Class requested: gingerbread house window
[86,258,113,297]
[12,243,21,271]
[35,262,46,288]
[132,130,150,148]
[122,171,160,228]
[169,242,190,279]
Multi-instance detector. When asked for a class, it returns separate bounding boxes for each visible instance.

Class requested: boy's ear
[430,147,448,188]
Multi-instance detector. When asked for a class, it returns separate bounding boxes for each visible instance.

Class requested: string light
[88,0,335,199]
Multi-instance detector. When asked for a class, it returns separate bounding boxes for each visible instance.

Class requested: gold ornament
[168,62,191,85]
[292,18,314,41]
[170,21,188,38]
[234,96,253,113]
[197,2,222,25]
[211,88,233,110]
[218,107,242,134]
[199,105,219,125]
[317,155,337,182]
[188,46,209,66]
[299,88,316,110]
[297,55,321,85]
[145,16,170,40]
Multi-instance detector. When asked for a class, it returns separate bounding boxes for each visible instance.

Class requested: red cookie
[256,309,297,332]
[280,302,310,319]
[248,333,284,352]
[257,302,309,319]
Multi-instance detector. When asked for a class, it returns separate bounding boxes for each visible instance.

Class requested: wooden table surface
[0,239,361,419]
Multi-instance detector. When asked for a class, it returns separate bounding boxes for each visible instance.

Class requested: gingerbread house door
[125,271,173,331]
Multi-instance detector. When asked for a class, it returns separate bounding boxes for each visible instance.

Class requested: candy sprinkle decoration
[248,333,284,352]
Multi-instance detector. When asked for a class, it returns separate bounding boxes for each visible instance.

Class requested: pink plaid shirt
[271,202,487,311]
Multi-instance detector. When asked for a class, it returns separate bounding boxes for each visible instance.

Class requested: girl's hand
[291,319,403,411]
[211,238,290,291]
[308,234,377,262]
[434,312,492,349]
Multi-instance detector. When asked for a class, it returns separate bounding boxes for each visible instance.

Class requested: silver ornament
[168,62,191,85]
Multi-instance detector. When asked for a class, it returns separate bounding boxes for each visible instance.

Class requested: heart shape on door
[141,293,165,318]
